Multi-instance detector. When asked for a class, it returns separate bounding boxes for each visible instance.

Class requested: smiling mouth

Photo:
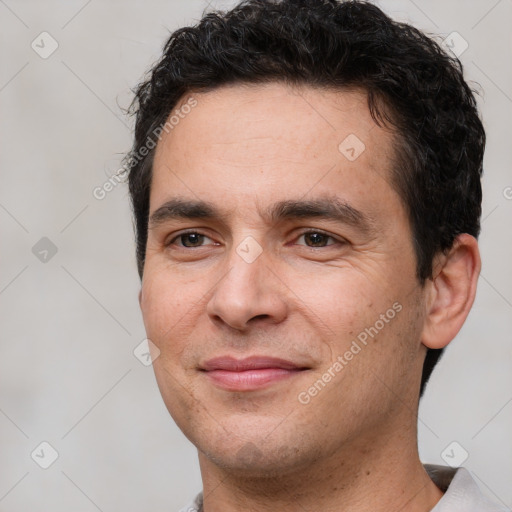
[200,356,309,391]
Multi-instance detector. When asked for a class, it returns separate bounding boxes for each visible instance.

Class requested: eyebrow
[265,197,375,234]
[149,196,376,235]
[149,199,225,227]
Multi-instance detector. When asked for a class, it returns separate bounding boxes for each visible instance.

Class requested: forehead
[151,82,399,218]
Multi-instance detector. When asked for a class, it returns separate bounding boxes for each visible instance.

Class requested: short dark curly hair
[126,0,485,397]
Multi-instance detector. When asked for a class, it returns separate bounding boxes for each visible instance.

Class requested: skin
[139,82,481,511]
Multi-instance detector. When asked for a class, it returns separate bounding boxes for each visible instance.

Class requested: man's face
[140,83,428,475]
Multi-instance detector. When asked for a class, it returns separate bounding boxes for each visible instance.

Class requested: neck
[198,421,443,512]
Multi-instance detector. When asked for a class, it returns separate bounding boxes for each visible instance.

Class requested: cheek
[140,267,200,354]
[151,357,202,439]
[286,266,390,337]
[292,268,417,394]
[141,271,205,426]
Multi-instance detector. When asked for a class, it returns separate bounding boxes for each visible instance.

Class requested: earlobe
[421,234,481,350]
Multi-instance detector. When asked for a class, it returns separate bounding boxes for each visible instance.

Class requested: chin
[194,416,323,478]
[203,442,306,478]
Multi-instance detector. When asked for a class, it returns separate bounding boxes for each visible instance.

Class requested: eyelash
[167,229,342,248]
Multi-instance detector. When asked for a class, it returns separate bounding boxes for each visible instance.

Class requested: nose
[206,243,288,331]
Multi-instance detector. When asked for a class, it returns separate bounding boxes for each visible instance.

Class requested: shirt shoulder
[178,469,510,512]
[178,492,203,512]
[425,464,510,512]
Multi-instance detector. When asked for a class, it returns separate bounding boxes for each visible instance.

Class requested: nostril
[251,314,271,322]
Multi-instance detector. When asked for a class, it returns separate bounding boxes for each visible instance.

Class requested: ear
[421,234,481,350]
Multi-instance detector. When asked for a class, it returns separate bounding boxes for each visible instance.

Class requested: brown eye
[297,231,337,247]
[170,232,210,248]
[181,233,205,247]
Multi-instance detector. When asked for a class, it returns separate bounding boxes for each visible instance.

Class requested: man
[126,0,507,510]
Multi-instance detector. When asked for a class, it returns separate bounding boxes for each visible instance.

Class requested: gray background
[0,0,511,510]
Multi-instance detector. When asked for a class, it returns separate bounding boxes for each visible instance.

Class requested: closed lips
[200,356,309,391]
[200,356,307,372]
